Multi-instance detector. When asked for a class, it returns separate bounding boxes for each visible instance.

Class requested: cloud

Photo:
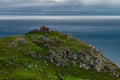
[0,0,120,8]
[79,0,120,6]
[0,0,68,7]
[0,0,120,15]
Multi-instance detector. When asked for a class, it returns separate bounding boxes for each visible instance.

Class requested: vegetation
[0,30,119,80]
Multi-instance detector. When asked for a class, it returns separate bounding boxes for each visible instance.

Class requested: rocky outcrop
[9,36,27,48]
[29,47,120,79]
[27,28,120,79]
[46,48,120,78]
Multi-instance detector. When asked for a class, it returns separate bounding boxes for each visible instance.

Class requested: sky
[0,0,120,15]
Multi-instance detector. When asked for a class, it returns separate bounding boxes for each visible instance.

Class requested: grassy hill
[0,28,119,80]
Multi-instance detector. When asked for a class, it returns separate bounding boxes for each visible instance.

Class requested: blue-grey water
[0,18,120,67]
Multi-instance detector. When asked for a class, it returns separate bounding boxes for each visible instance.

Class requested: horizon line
[0,15,120,20]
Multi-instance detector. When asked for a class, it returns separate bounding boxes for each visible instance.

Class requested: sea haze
[0,16,120,67]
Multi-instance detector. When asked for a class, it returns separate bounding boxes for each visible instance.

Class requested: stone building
[40,26,49,32]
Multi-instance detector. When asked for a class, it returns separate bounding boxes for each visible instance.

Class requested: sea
[0,15,120,67]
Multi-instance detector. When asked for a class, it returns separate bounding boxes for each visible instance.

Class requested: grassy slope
[0,31,118,80]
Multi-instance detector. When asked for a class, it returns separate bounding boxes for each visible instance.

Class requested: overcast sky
[0,0,120,15]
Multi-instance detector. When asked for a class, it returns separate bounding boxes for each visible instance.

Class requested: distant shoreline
[0,15,120,20]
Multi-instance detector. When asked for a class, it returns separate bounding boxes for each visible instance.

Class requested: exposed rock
[30,51,43,59]
[16,36,27,44]
[44,47,120,78]
[9,41,18,48]
[43,44,49,48]
[39,36,49,42]
[29,35,36,39]
[66,34,74,40]
[9,36,27,48]
[28,41,120,79]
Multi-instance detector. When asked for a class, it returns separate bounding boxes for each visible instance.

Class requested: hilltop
[0,26,120,80]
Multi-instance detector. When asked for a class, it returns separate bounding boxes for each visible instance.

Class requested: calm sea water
[0,18,120,67]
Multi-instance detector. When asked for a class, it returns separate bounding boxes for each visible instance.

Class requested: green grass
[64,76,89,80]
[0,31,119,80]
